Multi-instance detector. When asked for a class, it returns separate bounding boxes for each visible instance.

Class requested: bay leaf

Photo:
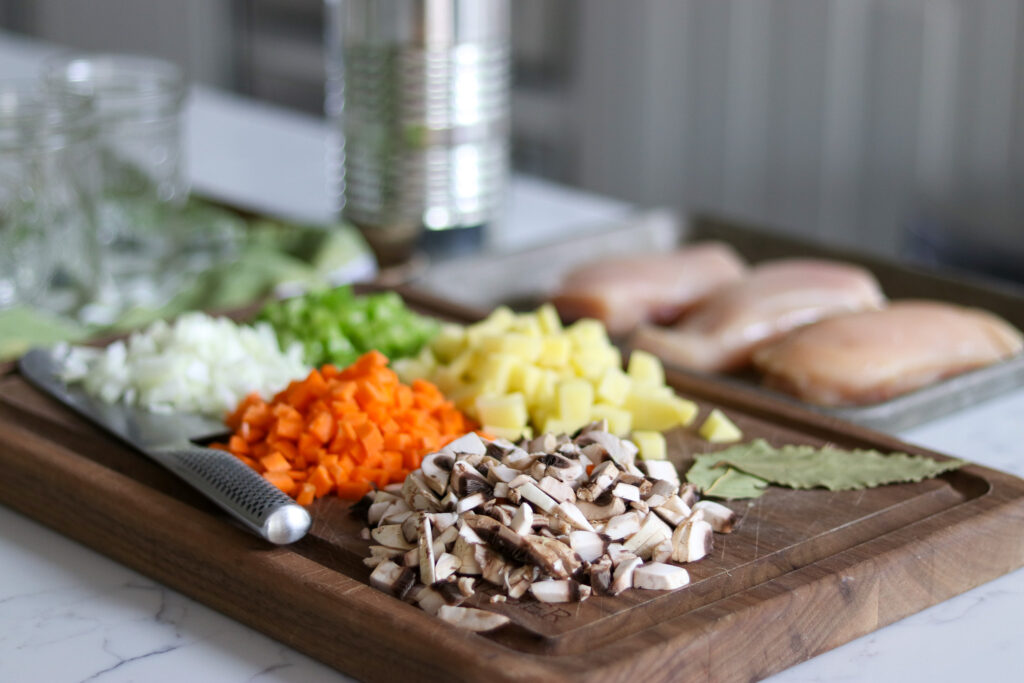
[686,439,965,498]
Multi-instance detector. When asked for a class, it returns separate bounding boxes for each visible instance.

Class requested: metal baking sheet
[415,210,1024,432]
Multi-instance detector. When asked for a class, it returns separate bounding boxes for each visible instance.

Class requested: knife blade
[19,348,311,544]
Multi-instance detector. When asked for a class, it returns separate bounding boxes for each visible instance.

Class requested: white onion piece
[57,313,308,417]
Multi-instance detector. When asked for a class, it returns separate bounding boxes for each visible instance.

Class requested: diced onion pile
[57,312,308,416]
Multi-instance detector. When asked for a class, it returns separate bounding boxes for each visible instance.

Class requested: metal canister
[325,0,510,265]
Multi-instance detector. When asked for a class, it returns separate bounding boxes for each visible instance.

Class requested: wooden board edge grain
[0,415,571,683]
[4,409,1024,683]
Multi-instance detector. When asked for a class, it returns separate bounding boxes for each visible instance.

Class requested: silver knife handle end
[153,444,311,544]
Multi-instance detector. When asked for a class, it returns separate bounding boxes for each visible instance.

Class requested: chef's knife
[18,348,311,544]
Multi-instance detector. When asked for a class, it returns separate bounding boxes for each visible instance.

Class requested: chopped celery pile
[257,286,439,368]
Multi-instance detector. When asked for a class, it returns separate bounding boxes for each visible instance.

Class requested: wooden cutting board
[1,290,1023,683]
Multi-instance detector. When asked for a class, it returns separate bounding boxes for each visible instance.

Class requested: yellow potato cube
[480,333,542,363]
[474,353,519,395]
[537,335,571,368]
[476,393,528,430]
[566,318,609,349]
[627,349,665,386]
[631,430,667,460]
[511,313,543,338]
[625,389,699,431]
[699,408,743,443]
[590,403,633,435]
[465,306,516,346]
[536,303,563,335]
[558,378,594,424]
[595,367,632,406]
[570,345,621,381]
[431,323,466,363]
[509,362,543,398]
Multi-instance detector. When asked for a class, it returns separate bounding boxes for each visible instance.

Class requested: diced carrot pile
[212,350,476,503]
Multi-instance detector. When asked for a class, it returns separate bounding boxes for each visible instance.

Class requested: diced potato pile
[393,305,698,440]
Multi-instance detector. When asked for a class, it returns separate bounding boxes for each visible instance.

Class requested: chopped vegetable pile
[393,304,698,441]
[257,286,439,369]
[57,312,307,417]
[359,423,737,630]
[213,350,477,503]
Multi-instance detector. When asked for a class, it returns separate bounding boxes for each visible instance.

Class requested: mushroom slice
[527,534,582,578]
[612,482,641,502]
[419,515,437,585]
[416,587,447,616]
[589,555,613,595]
[606,544,638,567]
[672,519,714,563]
[577,461,620,502]
[575,497,627,522]
[452,536,482,575]
[457,576,476,598]
[679,483,700,508]
[654,495,692,527]
[553,501,596,532]
[633,562,690,591]
[502,447,534,470]
[456,491,488,514]
[517,482,558,514]
[622,513,673,560]
[401,471,442,512]
[372,524,416,550]
[530,579,590,603]
[610,555,642,595]
[434,524,460,550]
[437,605,510,632]
[419,452,454,495]
[639,460,681,488]
[379,507,413,527]
[644,479,677,509]
[603,511,642,541]
[508,473,534,488]
[434,552,462,582]
[464,515,536,566]
[442,432,488,457]
[451,460,494,499]
[650,538,673,564]
[428,512,459,533]
[488,463,521,484]
[569,530,606,563]
[538,476,576,503]
[476,545,511,586]
[493,482,511,499]
[369,560,417,599]
[509,502,534,536]
[529,433,558,454]
[693,500,737,533]
[401,514,421,544]
[539,453,585,483]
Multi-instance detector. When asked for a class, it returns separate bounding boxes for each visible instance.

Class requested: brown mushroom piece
[436,605,510,632]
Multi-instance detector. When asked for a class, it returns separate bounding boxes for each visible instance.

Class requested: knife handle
[151,444,311,544]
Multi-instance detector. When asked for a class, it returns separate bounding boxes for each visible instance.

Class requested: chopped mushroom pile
[359,422,736,631]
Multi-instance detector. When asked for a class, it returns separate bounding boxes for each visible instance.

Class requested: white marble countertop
[2,29,1023,683]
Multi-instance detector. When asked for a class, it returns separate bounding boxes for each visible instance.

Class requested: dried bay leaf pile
[686,439,966,500]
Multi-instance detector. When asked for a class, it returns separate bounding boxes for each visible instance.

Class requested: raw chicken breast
[550,242,747,336]
[753,301,1024,406]
[630,259,885,372]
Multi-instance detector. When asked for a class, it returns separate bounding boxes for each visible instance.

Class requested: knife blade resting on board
[18,348,311,544]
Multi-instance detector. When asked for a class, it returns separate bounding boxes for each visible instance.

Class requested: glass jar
[43,54,194,319]
[0,81,101,316]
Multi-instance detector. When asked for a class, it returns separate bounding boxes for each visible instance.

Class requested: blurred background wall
[2,0,1021,260]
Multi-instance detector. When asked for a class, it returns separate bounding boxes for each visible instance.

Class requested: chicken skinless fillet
[550,242,747,336]
[753,300,1024,406]
[630,259,886,372]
